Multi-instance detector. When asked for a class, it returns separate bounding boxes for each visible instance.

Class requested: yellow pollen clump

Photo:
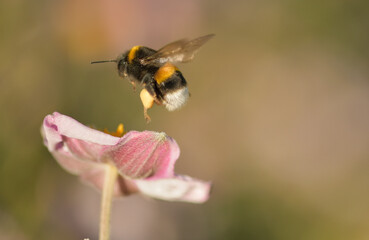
[140,89,154,109]
[103,123,125,137]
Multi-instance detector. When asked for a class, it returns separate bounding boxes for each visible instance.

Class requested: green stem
[99,163,118,240]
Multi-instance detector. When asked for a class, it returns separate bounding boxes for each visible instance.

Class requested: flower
[41,112,210,203]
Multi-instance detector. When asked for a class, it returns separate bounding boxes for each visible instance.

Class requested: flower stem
[99,163,118,240]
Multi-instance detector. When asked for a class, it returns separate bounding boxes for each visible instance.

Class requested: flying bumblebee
[91,34,215,122]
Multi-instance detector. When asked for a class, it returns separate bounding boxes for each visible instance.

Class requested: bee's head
[163,87,190,111]
[114,52,132,78]
[116,52,128,64]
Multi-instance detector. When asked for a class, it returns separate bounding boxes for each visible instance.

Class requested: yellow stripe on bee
[154,63,179,84]
[128,46,141,63]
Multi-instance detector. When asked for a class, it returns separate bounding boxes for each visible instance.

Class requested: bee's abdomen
[155,63,189,111]
[154,63,181,84]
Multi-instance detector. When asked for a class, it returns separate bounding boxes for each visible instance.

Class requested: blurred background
[1,0,369,239]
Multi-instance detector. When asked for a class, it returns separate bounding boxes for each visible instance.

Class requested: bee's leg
[142,73,160,101]
[143,108,151,123]
[141,73,163,122]
[129,80,136,91]
[140,88,154,123]
[154,98,162,105]
[119,63,128,78]
[123,64,128,77]
[120,65,137,91]
[142,73,153,85]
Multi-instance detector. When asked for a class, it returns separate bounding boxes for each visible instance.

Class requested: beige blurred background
[1,0,369,239]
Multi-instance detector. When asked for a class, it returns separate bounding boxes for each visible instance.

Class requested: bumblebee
[91,34,214,122]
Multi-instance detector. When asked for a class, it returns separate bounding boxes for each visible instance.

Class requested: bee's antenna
[91,60,117,64]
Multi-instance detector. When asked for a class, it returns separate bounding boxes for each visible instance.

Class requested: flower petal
[134,175,211,203]
[45,112,119,145]
[103,131,180,179]
[62,137,105,161]
[50,146,97,175]
[44,136,139,197]
[42,112,120,161]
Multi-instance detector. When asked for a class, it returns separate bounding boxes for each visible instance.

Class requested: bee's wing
[140,34,215,66]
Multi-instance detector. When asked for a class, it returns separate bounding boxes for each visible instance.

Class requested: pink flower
[41,112,210,203]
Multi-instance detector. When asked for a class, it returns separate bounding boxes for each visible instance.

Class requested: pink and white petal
[52,148,139,197]
[104,131,179,179]
[133,175,211,203]
[50,145,101,175]
[43,112,120,161]
[42,117,63,152]
[63,136,106,162]
[47,112,119,145]
[149,135,180,180]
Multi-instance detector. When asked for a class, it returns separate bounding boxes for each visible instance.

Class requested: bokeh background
[1,0,369,239]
